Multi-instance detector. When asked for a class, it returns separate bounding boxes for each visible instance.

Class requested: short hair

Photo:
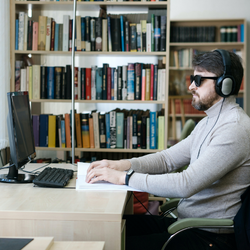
[192,50,244,95]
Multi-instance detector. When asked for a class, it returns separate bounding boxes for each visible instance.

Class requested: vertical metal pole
[71,0,77,165]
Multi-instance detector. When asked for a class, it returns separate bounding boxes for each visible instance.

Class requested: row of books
[16,12,167,52]
[170,26,216,43]
[220,25,244,42]
[15,61,166,101]
[33,108,165,150]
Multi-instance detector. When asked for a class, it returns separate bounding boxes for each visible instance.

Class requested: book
[85,16,91,51]
[74,113,82,148]
[63,15,70,51]
[116,112,124,148]
[99,113,106,148]
[85,67,91,100]
[80,68,86,100]
[111,17,121,51]
[145,67,151,100]
[110,110,116,148]
[32,115,39,147]
[20,68,27,91]
[54,23,59,51]
[114,68,118,100]
[130,23,137,52]
[105,113,110,148]
[134,63,141,100]
[65,113,71,148]
[39,114,49,147]
[125,21,130,52]
[29,66,33,99]
[15,19,18,50]
[150,111,157,149]
[154,15,161,52]
[48,115,56,148]
[61,118,66,148]
[80,113,90,148]
[136,23,141,52]
[47,66,55,99]
[45,17,51,51]
[107,67,112,100]
[160,16,166,51]
[117,66,122,100]
[122,65,127,100]
[38,16,47,51]
[107,16,112,52]
[127,63,135,100]
[81,17,86,51]
[141,68,146,101]
[92,112,100,149]
[90,17,96,51]
[65,65,71,99]
[151,14,155,52]
[27,20,33,50]
[120,15,125,52]
[102,19,107,52]
[50,20,55,51]
[140,20,147,52]
[76,16,81,51]
[132,113,137,149]
[91,66,97,100]
[88,114,95,148]
[157,115,165,150]
[54,67,62,99]
[32,65,41,100]
[95,17,102,51]
[18,12,25,51]
[58,24,63,51]
[23,13,28,51]
[102,63,109,100]
[153,64,158,100]
[146,23,151,52]
[96,67,103,100]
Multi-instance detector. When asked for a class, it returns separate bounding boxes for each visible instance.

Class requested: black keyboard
[33,167,74,188]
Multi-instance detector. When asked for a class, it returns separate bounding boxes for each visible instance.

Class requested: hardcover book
[127,63,135,100]
[116,112,124,148]
[81,113,90,148]
[39,114,49,147]
[110,110,116,149]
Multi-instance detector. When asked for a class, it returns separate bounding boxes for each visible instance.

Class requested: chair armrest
[168,218,234,234]
[160,198,180,213]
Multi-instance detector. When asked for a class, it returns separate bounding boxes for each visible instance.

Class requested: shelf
[30,99,165,104]
[15,50,167,56]
[36,147,160,153]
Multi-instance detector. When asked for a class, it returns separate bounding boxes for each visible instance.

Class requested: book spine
[45,17,51,51]
[140,20,146,52]
[48,115,56,147]
[75,113,83,148]
[88,115,95,148]
[93,112,100,149]
[76,16,82,51]
[65,65,71,99]
[141,116,147,149]
[111,18,121,51]
[160,16,166,51]
[107,16,112,52]
[38,16,47,51]
[54,23,59,51]
[154,15,161,52]
[153,64,158,100]
[150,111,157,149]
[50,20,55,51]
[54,67,62,99]
[141,68,146,101]
[137,119,141,149]
[90,17,96,51]
[63,15,69,51]
[107,67,112,100]
[39,114,49,147]
[85,68,91,100]
[130,23,137,52]
[136,23,141,52]
[151,14,155,52]
[65,113,71,148]
[145,67,151,100]
[111,68,114,100]
[125,21,130,52]
[117,66,122,100]
[105,113,110,148]
[23,13,28,51]
[102,63,109,100]
[47,66,55,99]
[132,114,137,149]
[150,64,154,100]
[157,116,165,149]
[120,15,125,52]
[116,112,124,148]
[15,19,19,50]
[80,68,85,100]
[81,17,86,51]
[146,23,151,52]
[114,69,118,100]
[124,118,127,149]
[134,63,141,100]
[91,66,96,100]
[61,119,66,148]
[96,67,103,100]
[32,65,41,100]
[69,19,72,51]
[20,68,27,91]
[127,63,135,100]
[95,17,102,51]
[102,19,107,52]
[18,12,24,50]
[122,65,127,100]
[81,113,90,148]
[27,20,33,50]
[110,111,116,148]
[99,114,106,148]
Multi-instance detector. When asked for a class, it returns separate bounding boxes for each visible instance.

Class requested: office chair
[160,185,250,250]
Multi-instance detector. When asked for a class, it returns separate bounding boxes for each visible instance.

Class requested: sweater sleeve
[128,122,250,198]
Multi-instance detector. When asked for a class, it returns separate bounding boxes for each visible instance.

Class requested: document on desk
[76,162,142,191]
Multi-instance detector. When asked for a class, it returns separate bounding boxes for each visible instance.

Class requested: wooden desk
[0,164,132,250]
[1,237,104,250]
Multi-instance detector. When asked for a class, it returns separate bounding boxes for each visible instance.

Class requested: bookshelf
[10,0,170,161]
[168,19,247,143]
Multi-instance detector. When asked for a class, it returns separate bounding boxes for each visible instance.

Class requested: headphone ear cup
[216,76,234,97]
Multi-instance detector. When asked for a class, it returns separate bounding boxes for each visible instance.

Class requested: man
[86,50,250,250]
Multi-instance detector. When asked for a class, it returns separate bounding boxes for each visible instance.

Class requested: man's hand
[87,159,131,174]
[86,166,127,185]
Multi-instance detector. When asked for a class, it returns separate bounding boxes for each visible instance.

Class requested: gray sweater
[128,96,250,233]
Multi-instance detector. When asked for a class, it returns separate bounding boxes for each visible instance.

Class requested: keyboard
[33,167,74,188]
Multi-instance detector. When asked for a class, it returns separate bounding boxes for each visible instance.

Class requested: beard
[191,91,221,111]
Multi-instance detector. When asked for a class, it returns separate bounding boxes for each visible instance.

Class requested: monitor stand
[0,164,35,183]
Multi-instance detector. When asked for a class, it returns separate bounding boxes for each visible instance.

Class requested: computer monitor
[0,91,36,183]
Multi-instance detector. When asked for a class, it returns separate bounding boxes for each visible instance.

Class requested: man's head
[189,50,244,111]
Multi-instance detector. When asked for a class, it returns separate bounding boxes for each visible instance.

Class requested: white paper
[76,162,142,191]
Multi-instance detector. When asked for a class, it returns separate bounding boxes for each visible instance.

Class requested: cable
[20,163,51,175]
[197,98,225,159]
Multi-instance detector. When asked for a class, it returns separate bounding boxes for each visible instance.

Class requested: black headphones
[214,49,236,98]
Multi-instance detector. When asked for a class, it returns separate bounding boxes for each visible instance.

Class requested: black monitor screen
[11,94,35,163]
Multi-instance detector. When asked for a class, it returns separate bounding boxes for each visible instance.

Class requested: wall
[170,0,250,115]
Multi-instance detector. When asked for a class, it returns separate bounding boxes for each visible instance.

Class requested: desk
[0,164,133,250]
[1,237,105,250]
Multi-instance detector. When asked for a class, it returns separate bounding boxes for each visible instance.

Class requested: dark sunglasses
[190,75,219,87]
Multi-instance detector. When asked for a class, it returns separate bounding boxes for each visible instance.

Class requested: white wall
[170,0,250,114]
